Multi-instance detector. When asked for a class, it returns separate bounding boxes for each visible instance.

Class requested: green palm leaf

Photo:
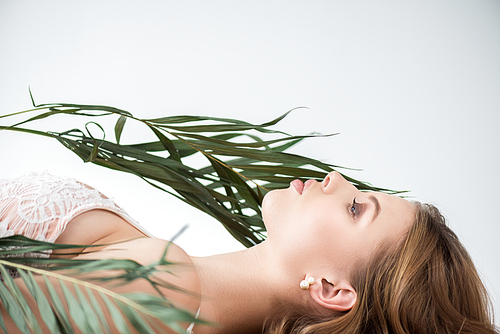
[0,236,199,333]
[0,101,403,248]
[0,99,407,333]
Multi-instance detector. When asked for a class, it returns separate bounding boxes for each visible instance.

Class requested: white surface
[1,0,499,324]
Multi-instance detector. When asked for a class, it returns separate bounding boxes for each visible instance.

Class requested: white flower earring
[300,276,315,290]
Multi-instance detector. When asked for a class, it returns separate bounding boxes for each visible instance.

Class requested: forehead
[368,192,416,242]
[375,192,416,214]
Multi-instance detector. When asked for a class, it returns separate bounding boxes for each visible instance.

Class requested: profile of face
[262,172,416,310]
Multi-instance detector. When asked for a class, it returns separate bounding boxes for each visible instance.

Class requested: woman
[0,171,497,334]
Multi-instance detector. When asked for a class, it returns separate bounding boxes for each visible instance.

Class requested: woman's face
[262,172,416,277]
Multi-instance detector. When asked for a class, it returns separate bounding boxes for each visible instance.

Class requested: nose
[322,171,352,193]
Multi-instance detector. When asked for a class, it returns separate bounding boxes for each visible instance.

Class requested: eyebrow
[368,195,381,224]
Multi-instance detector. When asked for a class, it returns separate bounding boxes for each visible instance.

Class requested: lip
[291,179,304,194]
[291,179,315,195]
[303,179,316,193]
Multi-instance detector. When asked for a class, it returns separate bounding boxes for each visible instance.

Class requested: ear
[309,278,357,312]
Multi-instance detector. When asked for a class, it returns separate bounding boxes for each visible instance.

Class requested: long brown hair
[265,202,498,334]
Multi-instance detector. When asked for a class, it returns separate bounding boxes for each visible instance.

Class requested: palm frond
[0,236,200,333]
[0,100,408,333]
[0,101,404,247]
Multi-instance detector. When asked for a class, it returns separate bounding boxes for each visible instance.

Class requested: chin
[261,187,293,231]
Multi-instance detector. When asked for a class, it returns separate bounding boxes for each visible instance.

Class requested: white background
[1,0,499,325]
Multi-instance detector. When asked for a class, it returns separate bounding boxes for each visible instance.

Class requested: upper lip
[303,179,316,193]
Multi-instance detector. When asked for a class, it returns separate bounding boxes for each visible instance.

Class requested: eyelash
[350,197,358,217]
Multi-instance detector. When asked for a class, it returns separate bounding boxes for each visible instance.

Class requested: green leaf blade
[18,270,61,334]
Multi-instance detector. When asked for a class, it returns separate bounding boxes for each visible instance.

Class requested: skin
[262,171,416,288]
[193,172,416,333]
[2,172,415,333]
[3,210,201,334]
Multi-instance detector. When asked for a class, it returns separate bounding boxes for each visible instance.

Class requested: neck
[191,241,283,334]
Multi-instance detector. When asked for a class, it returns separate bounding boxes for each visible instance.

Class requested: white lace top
[0,172,198,332]
[0,171,153,242]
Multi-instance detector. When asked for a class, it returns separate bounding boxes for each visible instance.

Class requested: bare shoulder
[86,237,196,268]
[76,237,201,315]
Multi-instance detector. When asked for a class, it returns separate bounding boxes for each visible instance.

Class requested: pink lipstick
[303,179,315,193]
[291,179,304,194]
